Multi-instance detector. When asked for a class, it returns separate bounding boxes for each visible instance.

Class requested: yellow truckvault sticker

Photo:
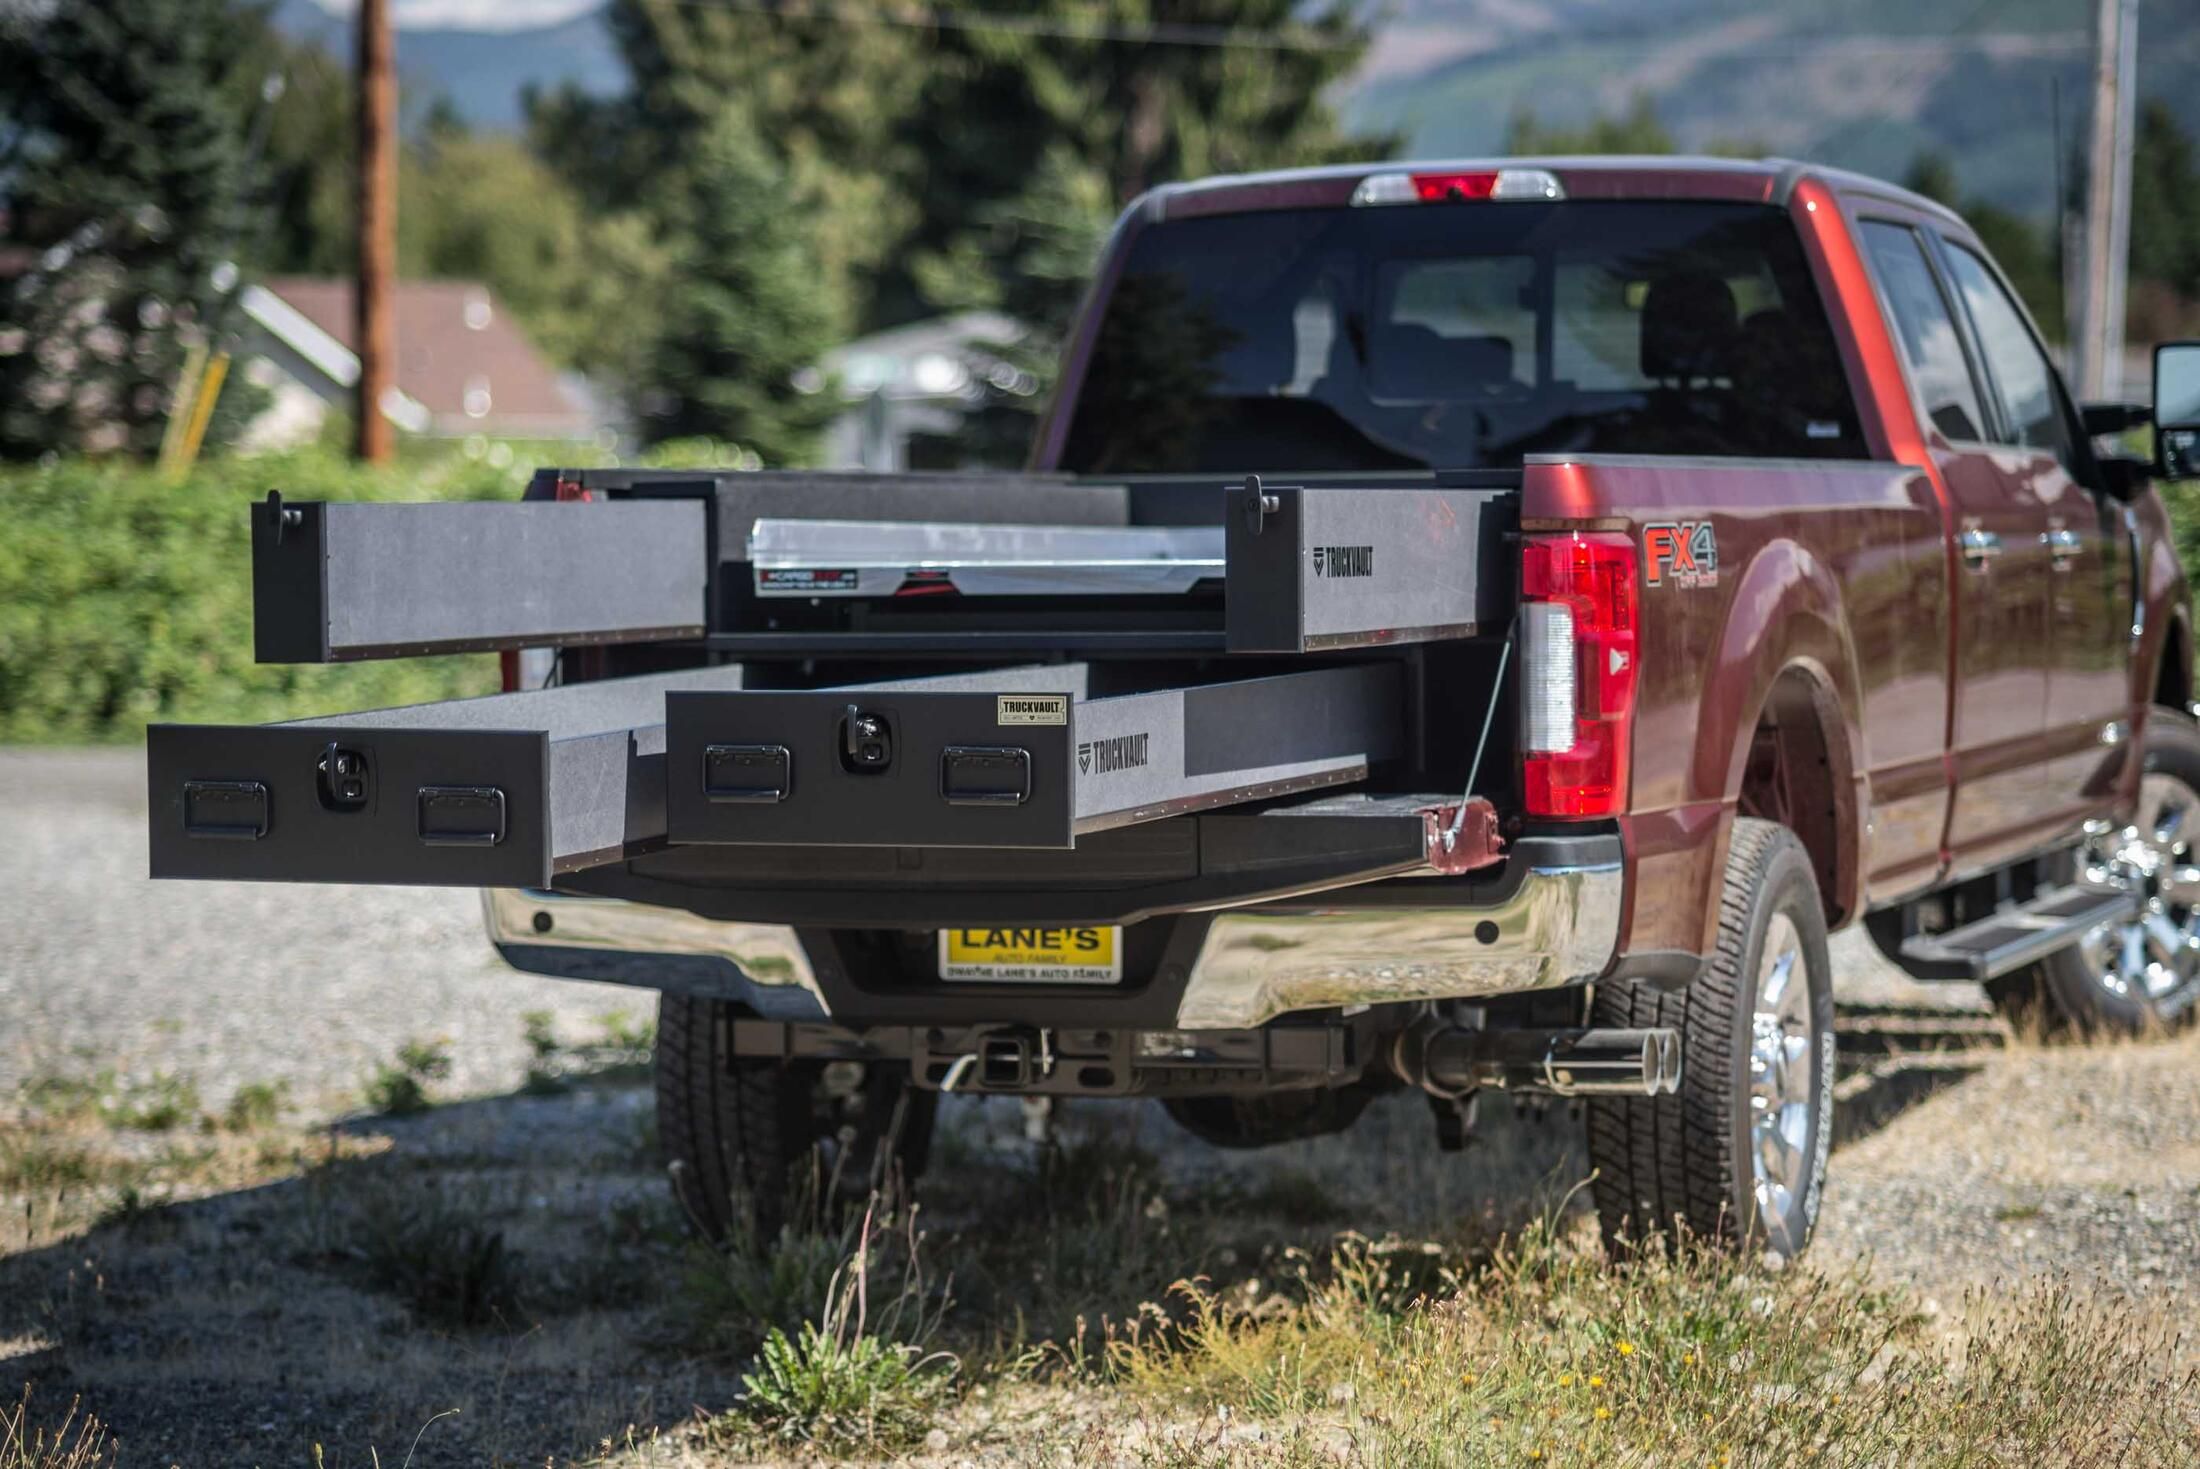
[939,926,1122,984]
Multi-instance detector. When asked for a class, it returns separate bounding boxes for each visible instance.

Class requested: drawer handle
[940,746,1031,807]
[703,743,792,803]
[417,785,506,846]
[183,780,269,840]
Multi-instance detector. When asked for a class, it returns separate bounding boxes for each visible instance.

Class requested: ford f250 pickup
[148,156,2200,1263]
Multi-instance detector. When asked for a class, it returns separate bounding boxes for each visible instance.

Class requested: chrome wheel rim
[1748,911,1816,1256]
[2076,772,2200,1018]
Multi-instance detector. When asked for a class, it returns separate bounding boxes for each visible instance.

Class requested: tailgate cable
[1442,615,1515,855]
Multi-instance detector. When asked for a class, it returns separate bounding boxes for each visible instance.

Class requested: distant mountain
[271,0,2200,220]
[270,0,620,130]
[1342,0,2200,220]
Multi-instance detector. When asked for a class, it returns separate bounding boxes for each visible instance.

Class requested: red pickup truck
[151,156,2200,1265]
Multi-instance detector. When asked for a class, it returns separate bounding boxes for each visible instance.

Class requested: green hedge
[0,451,539,743]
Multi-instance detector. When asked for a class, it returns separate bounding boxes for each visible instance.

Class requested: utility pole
[2074,0,2138,402]
[355,0,396,462]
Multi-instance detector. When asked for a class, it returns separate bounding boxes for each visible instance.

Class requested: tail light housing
[1520,532,1638,818]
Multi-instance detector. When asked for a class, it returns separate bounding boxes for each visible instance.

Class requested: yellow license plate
[938,925,1122,984]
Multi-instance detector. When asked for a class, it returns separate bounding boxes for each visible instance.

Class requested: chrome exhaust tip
[1401,1024,1683,1099]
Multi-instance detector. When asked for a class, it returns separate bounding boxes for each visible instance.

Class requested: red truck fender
[1694,537,1865,933]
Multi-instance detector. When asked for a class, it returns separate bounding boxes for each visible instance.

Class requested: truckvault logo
[1312,545,1374,578]
[996,694,1069,726]
[1077,732,1150,775]
[1643,522,1718,589]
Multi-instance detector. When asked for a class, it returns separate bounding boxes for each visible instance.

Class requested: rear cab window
[1060,200,1866,475]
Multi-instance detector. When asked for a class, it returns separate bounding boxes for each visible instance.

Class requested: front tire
[1986,711,2200,1036]
[655,993,935,1243]
[1588,818,1836,1261]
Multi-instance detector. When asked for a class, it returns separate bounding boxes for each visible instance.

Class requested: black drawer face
[666,690,1078,849]
[665,664,1401,852]
[148,724,549,885]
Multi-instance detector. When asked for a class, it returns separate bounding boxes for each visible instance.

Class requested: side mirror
[2154,341,2200,480]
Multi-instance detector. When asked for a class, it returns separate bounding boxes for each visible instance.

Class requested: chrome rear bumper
[483,887,831,1019]
[483,854,1623,1030]
[1175,859,1622,1027]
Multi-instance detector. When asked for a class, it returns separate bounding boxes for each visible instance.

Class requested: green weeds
[363,1040,452,1117]
[221,1080,289,1132]
[296,1171,519,1329]
[18,1071,201,1132]
[520,1010,568,1096]
[710,1201,956,1453]
[519,1010,654,1096]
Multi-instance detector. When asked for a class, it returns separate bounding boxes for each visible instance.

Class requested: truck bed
[146,468,1525,914]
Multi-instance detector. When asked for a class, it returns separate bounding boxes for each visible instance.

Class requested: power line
[646,0,1360,51]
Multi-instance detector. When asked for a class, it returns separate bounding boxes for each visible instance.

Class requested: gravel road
[5,746,2194,1338]
[0,748,644,1115]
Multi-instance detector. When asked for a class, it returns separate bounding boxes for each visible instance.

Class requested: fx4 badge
[1644,521,1719,589]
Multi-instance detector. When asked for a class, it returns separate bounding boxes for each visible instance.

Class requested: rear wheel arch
[1732,663,1856,928]
[1698,637,1856,923]
[1695,540,1862,794]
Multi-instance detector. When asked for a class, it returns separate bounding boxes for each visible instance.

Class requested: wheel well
[1737,668,1847,925]
[2155,616,2192,713]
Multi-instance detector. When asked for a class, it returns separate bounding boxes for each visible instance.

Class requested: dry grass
[1085,1222,2196,1468]
[0,1029,2195,1466]
[0,1388,111,1469]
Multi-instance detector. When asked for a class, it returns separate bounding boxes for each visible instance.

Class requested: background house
[815,311,1035,471]
[232,277,603,449]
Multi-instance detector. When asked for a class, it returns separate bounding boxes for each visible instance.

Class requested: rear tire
[654,993,935,1242]
[1986,710,2200,1037]
[1587,818,1836,1261]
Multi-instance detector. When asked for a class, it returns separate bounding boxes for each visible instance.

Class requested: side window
[1941,243,2080,472]
[1859,220,1988,443]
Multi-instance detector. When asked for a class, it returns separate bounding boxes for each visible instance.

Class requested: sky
[304,0,600,30]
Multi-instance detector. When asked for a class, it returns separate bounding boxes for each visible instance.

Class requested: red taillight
[1519,533,1638,819]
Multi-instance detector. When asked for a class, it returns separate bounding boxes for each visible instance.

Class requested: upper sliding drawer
[250,492,710,662]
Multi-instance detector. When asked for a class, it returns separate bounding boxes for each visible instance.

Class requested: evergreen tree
[906,0,1383,335]
[400,123,671,390]
[528,0,922,320]
[641,108,848,464]
[2129,100,2200,305]
[0,0,252,458]
[530,1,1384,463]
[229,18,354,278]
[901,1,1384,462]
